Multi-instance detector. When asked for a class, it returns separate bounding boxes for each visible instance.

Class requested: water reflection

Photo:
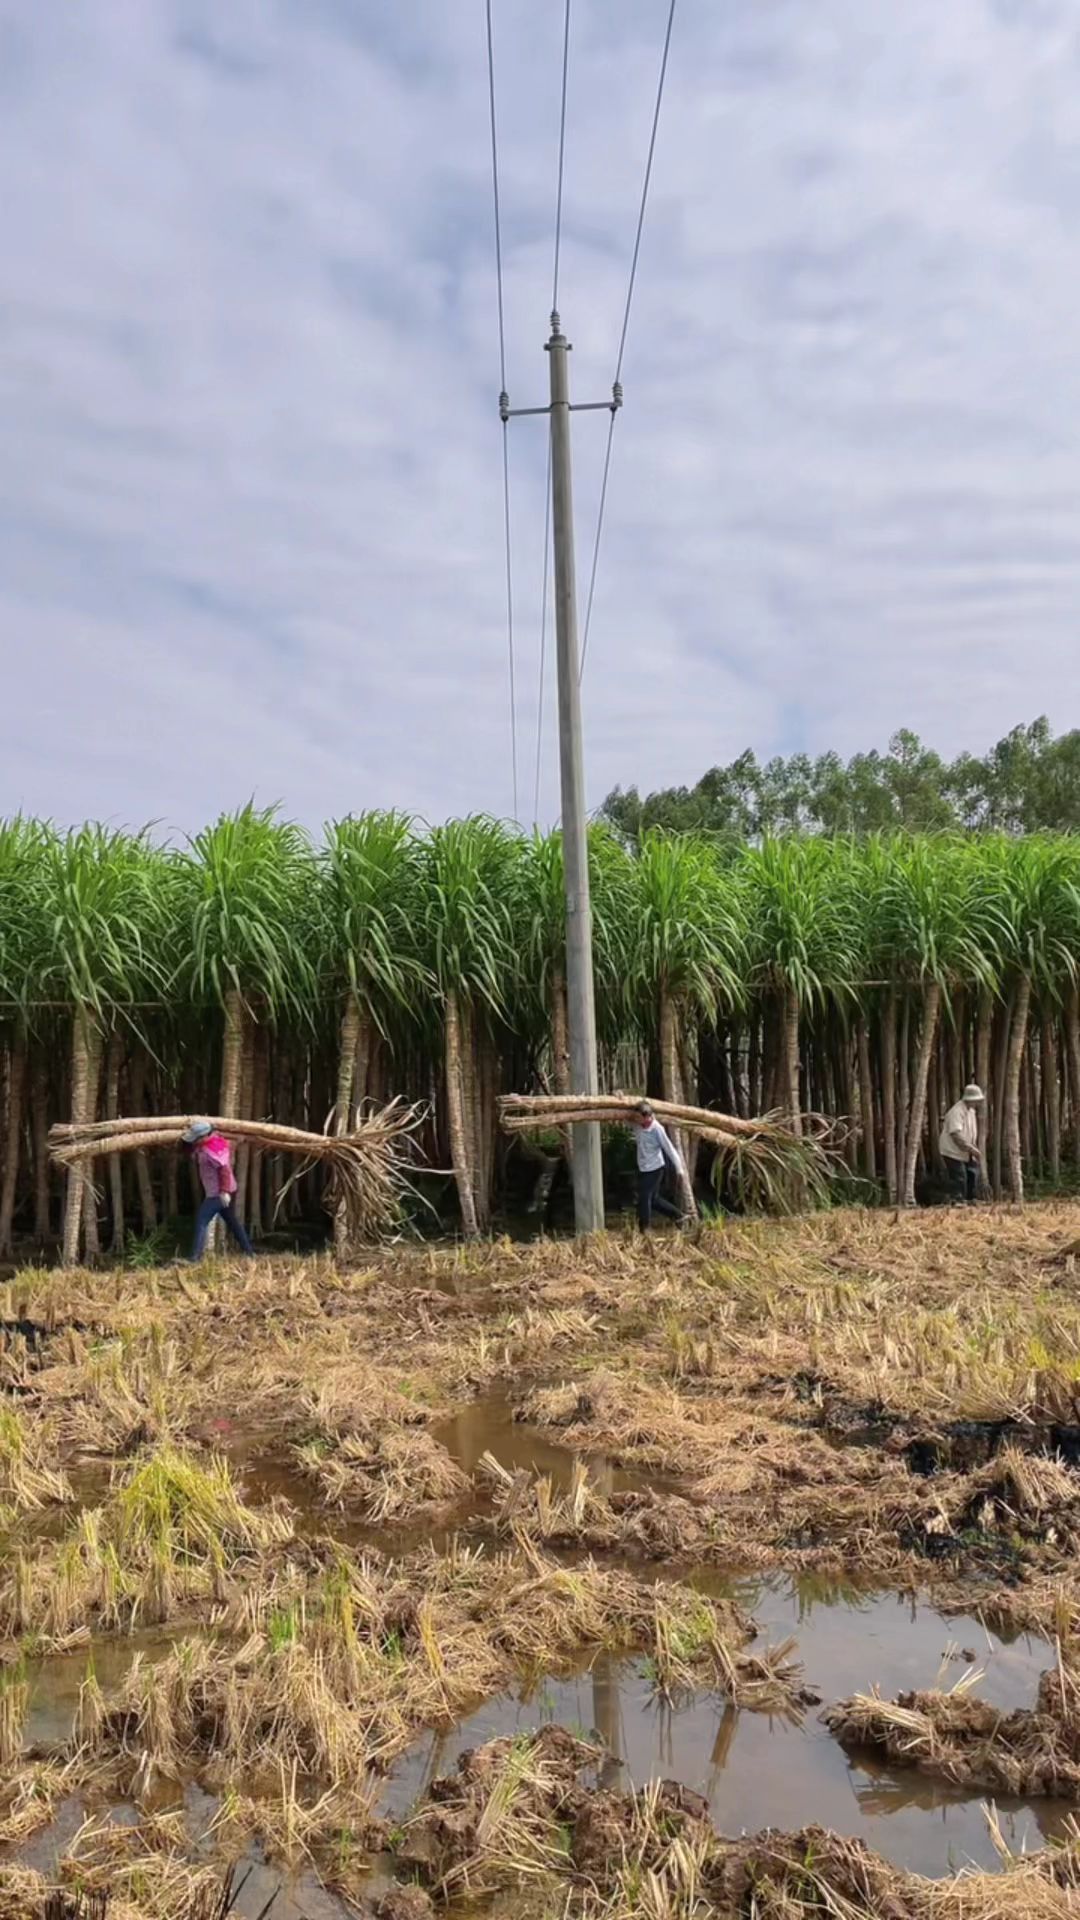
[433,1394,656,1496]
[382,1587,1065,1879]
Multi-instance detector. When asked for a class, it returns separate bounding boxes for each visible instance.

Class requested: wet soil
[13,1216,1080,1908]
[903,1419,1080,1476]
[13,1546,1063,1886]
[220,1391,662,1558]
[14,1783,361,1920]
[431,1393,662,1497]
[381,1575,1064,1879]
[823,1402,1080,1475]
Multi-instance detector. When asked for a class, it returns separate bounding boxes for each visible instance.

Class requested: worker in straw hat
[180,1121,255,1261]
[938,1083,985,1205]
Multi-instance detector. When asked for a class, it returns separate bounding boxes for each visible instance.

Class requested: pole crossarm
[502,386,622,421]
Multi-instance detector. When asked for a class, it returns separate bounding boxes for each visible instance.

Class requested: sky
[3,0,1080,835]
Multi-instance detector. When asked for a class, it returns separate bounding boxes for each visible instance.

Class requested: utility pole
[502,312,619,1236]
[547,311,603,1232]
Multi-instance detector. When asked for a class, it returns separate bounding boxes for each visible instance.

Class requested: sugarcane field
[1,815,1080,1918]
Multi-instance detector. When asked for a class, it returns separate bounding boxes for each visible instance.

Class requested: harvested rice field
[6,1204,1080,1918]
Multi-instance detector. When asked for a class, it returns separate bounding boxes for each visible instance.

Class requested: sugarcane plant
[4,811,1080,1260]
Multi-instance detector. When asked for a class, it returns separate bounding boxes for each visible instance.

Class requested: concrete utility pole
[546,311,604,1233]
[502,311,620,1236]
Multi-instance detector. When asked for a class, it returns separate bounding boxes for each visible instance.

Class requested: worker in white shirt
[631,1100,688,1229]
[938,1082,984,1204]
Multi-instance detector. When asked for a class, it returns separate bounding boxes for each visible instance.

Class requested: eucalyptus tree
[415,817,520,1235]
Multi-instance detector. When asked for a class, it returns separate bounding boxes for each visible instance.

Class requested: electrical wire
[485,0,508,393]
[552,0,572,314]
[578,0,677,683]
[535,0,571,824]
[578,408,617,687]
[485,0,519,819]
[500,431,519,821]
[613,0,677,388]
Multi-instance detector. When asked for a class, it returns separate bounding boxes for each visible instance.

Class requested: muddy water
[226,1392,656,1551]
[383,1575,1068,1879]
[22,1629,195,1748]
[14,1782,360,1920]
[432,1393,659,1496]
[18,1403,1073,1891]
[13,1576,1067,1889]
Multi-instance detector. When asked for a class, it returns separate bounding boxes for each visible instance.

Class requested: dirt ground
[4,1203,1080,1917]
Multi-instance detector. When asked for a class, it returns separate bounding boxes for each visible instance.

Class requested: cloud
[1,0,1079,835]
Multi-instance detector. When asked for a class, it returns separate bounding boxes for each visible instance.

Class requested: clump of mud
[388,1726,1080,1918]
[899,1447,1080,1577]
[826,1658,1080,1797]
[296,1423,468,1525]
[478,1450,721,1560]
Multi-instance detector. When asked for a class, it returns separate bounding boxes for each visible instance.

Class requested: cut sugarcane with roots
[499,1092,836,1215]
[49,1100,425,1254]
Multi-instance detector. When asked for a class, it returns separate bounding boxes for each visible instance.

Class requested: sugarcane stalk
[52,1113,401,1147]
[499,1093,799,1137]
[0,1034,26,1257]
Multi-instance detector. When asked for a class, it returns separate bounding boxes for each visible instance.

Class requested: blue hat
[181,1120,213,1145]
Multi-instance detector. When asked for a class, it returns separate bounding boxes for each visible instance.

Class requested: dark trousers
[638,1167,681,1229]
[945,1158,977,1204]
[191,1195,254,1261]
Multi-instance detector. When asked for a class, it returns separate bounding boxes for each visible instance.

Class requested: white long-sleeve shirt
[636,1118,685,1176]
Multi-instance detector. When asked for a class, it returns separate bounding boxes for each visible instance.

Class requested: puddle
[14,1795,91,1873]
[230,1445,476,1559]
[23,1629,204,1748]
[382,1574,1066,1878]
[225,1393,662,1562]
[697,1571,1049,1713]
[11,1784,357,1920]
[433,1393,659,1497]
[11,1573,1069,1890]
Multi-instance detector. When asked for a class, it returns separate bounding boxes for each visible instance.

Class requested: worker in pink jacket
[180,1120,254,1261]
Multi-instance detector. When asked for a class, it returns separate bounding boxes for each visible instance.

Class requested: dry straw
[499,1092,835,1212]
[49,1100,425,1245]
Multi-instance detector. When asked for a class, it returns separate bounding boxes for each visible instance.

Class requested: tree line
[601,719,1080,841]
[1,809,1079,1260]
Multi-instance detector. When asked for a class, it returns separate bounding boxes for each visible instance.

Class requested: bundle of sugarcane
[49,1101,424,1243]
[499,1093,834,1214]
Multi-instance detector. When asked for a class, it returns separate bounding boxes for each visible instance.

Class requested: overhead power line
[485,0,519,820]
[578,0,677,684]
[536,0,571,825]
[551,0,572,313]
[613,0,677,388]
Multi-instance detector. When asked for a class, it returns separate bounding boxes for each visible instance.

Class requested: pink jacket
[195,1134,237,1199]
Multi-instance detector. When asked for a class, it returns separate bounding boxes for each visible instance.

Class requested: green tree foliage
[601,720,1080,842]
